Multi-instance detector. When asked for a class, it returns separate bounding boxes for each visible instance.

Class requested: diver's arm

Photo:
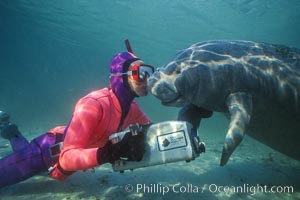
[59,98,103,171]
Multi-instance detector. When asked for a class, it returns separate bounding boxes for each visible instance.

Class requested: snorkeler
[0,40,155,187]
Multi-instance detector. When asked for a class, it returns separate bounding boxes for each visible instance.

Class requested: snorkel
[125,39,133,54]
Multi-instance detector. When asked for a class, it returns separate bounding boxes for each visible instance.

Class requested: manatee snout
[147,71,160,95]
[148,72,180,105]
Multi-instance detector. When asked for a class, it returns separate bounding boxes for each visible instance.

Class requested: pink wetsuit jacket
[50,87,150,174]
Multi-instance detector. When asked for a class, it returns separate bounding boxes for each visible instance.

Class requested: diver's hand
[113,130,146,161]
[128,123,150,135]
[97,130,146,164]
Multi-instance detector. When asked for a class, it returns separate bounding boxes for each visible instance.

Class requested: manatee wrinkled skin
[148,40,300,166]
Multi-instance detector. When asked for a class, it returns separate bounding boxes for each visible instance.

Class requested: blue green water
[0,0,299,199]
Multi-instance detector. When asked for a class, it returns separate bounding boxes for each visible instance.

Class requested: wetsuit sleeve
[59,97,103,171]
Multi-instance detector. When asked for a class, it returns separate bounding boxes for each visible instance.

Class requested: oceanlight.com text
[124,183,294,196]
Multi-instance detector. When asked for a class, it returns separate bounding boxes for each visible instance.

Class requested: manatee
[148,40,300,166]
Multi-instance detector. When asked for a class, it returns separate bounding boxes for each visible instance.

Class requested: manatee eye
[175,68,181,74]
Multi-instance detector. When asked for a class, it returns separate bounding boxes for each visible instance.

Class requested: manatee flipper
[220,92,253,166]
[177,104,213,128]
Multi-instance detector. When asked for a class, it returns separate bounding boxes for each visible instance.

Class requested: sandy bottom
[1,127,299,200]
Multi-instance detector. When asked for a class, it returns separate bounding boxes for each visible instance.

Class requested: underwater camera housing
[109,121,205,172]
